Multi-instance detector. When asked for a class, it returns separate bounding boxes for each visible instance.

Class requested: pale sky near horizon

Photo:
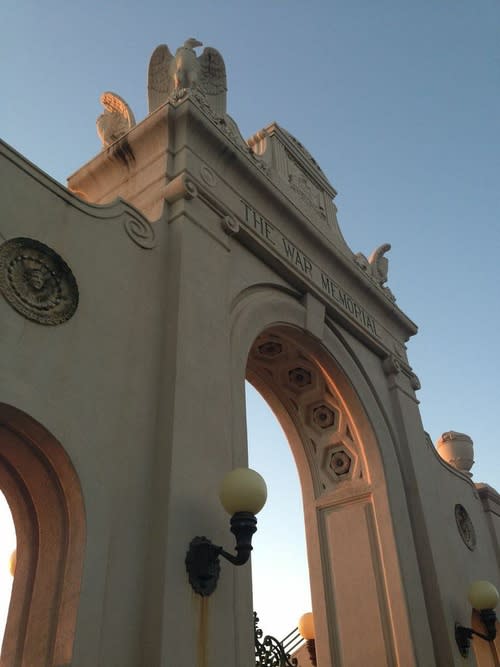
[1,0,499,647]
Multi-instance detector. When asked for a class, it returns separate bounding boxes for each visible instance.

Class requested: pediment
[247,123,339,237]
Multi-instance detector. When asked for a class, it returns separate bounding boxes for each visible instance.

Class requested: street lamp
[186,467,267,596]
[455,580,499,657]
[298,612,316,666]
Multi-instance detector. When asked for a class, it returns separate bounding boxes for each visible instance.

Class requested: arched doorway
[228,281,428,664]
[0,491,16,649]
[0,404,85,667]
[246,381,311,642]
[245,324,415,664]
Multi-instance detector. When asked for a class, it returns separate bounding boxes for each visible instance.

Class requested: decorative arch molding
[0,403,85,667]
[229,286,435,666]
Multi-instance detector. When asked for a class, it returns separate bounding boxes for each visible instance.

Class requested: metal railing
[281,626,305,657]
[254,612,305,667]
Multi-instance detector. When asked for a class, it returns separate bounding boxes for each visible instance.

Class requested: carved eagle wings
[147,44,175,112]
[96,92,136,148]
[147,40,227,115]
[368,243,391,285]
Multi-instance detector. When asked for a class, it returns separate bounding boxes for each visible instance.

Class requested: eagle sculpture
[96,92,136,148]
[368,243,391,285]
[355,243,392,286]
[147,38,227,115]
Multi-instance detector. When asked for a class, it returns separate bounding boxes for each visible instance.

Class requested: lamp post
[185,467,267,596]
[298,612,316,666]
[455,580,499,657]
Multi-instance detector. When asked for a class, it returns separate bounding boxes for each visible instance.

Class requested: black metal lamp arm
[219,512,257,565]
[186,512,258,595]
[455,609,497,657]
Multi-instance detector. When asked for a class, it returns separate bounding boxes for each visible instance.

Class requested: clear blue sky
[1,0,499,643]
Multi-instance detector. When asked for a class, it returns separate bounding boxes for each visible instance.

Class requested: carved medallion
[200,165,217,187]
[455,504,476,551]
[221,215,239,236]
[0,238,78,325]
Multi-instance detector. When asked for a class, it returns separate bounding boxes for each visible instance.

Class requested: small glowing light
[0,491,16,648]
[298,612,315,639]
[9,549,16,577]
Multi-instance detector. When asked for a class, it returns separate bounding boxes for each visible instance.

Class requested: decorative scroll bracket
[163,173,199,204]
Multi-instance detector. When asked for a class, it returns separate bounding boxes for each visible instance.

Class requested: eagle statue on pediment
[148,38,227,115]
[96,92,136,148]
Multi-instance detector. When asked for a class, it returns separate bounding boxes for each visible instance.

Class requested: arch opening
[0,491,16,650]
[0,403,86,667]
[244,324,416,666]
[246,381,311,643]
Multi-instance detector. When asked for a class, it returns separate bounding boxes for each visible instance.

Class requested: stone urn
[436,431,474,477]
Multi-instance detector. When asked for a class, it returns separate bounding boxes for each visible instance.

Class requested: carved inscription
[241,201,379,338]
[281,238,313,276]
[320,273,378,336]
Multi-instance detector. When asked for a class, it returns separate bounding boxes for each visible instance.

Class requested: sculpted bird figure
[96,92,136,148]
[148,38,227,115]
[173,38,203,92]
[355,243,392,286]
[368,243,391,285]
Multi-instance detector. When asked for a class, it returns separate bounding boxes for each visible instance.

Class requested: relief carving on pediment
[285,150,326,218]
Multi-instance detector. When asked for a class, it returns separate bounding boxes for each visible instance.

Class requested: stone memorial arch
[0,38,498,667]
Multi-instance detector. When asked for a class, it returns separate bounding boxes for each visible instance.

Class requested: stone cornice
[0,139,158,251]
[1,139,153,225]
[476,483,500,517]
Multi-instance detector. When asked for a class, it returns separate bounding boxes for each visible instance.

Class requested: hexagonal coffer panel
[288,367,312,389]
[257,340,283,358]
[329,450,351,475]
[321,442,358,485]
[305,399,341,435]
[314,404,338,429]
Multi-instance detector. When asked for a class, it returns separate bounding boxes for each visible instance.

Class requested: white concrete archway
[228,286,434,665]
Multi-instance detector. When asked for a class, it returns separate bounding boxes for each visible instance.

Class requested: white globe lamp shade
[298,612,315,640]
[219,468,267,515]
[467,580,499,610]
